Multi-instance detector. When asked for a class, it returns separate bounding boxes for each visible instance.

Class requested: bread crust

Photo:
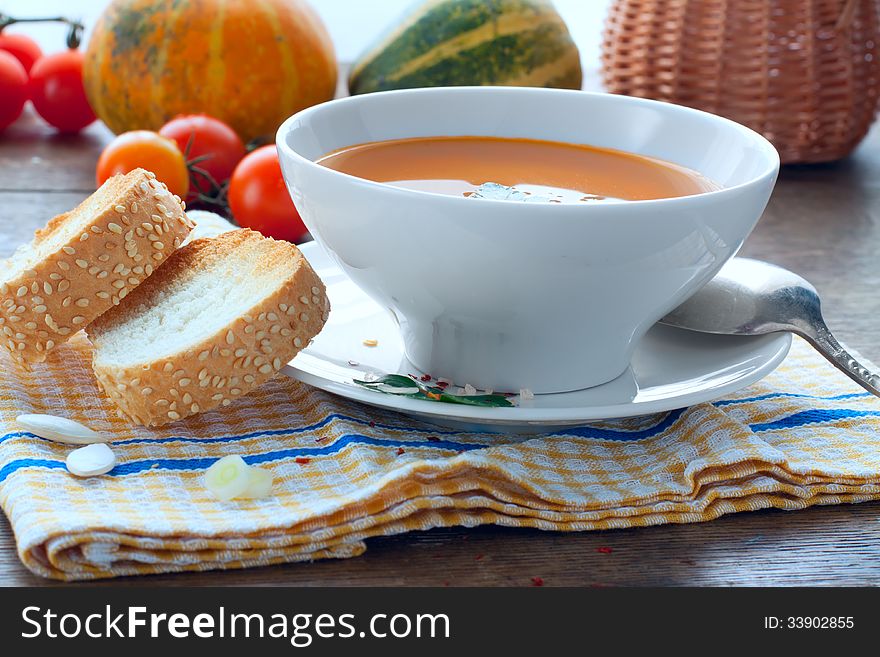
[87,230,330,427]
[0,169,192,366]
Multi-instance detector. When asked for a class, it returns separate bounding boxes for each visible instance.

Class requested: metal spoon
[660,257,880,396]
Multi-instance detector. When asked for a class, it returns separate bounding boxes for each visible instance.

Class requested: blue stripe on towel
[1,399,686,449]
[0,408,686,482]
[0,414,464,447]
[750,408,880,432]
[0,458,66,482]
[6,397,873,484]
[552,408,685,440]
[0,434,485,483]
[715,391,871,407]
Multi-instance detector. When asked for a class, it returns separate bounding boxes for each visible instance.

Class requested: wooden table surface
[1,107,879,587]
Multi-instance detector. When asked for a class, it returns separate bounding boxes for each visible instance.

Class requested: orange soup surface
[316,136,718,203]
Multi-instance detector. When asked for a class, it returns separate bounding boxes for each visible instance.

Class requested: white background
[0,0,611,67]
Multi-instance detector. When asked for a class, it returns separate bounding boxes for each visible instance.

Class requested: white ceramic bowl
[277,87,779,394]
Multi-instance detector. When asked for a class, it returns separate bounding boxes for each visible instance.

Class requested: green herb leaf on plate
[353,374,514,408]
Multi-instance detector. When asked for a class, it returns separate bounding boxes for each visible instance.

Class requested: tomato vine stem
[0,13,85,49]
[181,133,234,217]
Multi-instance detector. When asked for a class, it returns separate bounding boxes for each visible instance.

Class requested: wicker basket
[601,0,880,163]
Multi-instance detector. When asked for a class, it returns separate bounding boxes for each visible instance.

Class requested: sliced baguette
[0,169,192,365]
[87,229,329,427]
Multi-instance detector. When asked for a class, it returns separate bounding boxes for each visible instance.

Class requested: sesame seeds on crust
[87,230,328,427]
[0,168,192,365]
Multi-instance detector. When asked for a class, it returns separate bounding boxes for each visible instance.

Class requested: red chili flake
[315,436,329,443]
[396,447,405,455]
[597,546,613,554]
[455,450,464,455]
[531,577,544,587]
[420,373,432,382]
[474,554,484,561]
[427,436,440,442]
[437,381,449,388]
[369,421,376,428]
[426,391,441,400]
[295,457,311,465]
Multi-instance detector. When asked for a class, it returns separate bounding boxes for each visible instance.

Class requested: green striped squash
[348,0,582,95]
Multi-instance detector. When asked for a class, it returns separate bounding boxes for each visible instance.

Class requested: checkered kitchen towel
[1,331,879,580]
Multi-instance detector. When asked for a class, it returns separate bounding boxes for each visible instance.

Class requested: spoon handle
[797,321,880,397]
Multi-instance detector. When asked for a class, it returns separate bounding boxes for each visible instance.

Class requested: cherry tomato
[158,114,245,202]
[228,145,307,243]
[0,31,43,73]
[0,50,27,131]
[96,130,189,199]
[29,49,95,133]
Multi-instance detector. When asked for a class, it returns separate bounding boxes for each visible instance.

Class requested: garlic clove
[241,467,274,499]
[16,413,108,445]
[204,455,252,501]
[66,443,117,477]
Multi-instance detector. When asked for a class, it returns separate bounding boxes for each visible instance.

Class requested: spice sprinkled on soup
[316,136,718,203]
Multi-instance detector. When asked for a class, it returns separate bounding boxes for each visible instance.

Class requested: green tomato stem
[0,13,85,49]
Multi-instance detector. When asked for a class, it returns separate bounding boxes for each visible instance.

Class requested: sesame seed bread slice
[0,168,192,366]
[87,229,330,427]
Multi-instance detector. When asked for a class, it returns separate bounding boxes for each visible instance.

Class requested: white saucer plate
[284,242,792,433]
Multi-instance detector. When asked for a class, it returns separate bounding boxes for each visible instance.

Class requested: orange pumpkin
[83,0,337,143]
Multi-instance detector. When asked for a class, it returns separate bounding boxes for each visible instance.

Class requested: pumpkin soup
[316,136,718,203]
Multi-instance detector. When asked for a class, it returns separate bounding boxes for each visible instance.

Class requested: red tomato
[228,145,308,242]
[0,31,43,73]
[158,114,246,202]
[96,131,189,199]
[29,49,96,133]
[0,50,28,131]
